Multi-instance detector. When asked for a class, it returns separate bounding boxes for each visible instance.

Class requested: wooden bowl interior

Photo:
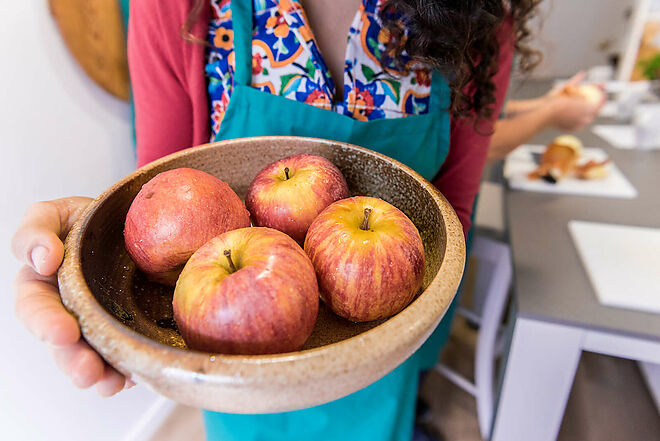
[79,138,446,351]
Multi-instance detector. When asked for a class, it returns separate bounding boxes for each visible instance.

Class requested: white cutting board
[504,145,637,199]
[592,125,636,149]
[569,221,660,314]
[599,101,618,118]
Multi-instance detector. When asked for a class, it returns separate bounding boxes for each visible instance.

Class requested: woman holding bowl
[11,0,540,439]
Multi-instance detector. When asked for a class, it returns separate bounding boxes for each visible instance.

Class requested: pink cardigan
[128,0,514,235]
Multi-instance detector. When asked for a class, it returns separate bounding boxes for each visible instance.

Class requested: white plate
[504,145,637,199]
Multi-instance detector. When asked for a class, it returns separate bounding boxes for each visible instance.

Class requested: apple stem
[284,167,290,180]
[223,250,237,273]
[360,208,372,231]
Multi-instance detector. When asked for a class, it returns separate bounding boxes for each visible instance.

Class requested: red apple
[173,227,319,355]
[304,196,425,322]
[124,168,250,285]
[245,154,349,243]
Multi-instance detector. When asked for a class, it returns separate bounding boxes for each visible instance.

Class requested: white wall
[0,2,174,440]
[529,0,638,78]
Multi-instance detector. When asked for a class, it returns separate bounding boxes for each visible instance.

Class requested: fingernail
[30,246,49,274]
[124,379,136,389]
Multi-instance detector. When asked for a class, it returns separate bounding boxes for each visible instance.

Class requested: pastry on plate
[528,135,584,183]
[528,135,611,183]
[574,159,611,180]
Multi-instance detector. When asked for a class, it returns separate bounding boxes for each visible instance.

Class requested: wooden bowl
[58,136,465,413]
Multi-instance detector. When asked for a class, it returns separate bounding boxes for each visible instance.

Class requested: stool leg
[491,319,584,441]
[472,238,512,439]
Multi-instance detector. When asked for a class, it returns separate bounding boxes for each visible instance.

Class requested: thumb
[565,71,587,87]
[11,197,92,276]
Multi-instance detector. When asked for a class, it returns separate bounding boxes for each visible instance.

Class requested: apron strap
[232,0,253,86]
[429,72,451,114]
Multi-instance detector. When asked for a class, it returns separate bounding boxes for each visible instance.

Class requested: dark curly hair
[183,1,541,121]
[380,0,541,121]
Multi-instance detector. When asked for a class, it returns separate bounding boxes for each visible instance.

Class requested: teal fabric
[203,2,457,440]
[119,0,136,149]
[204,357,420,441]
[119,0,129,31]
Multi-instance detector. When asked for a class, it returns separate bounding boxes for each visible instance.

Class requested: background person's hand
[547,94,602,131]
[546,71,588,98]
[11,197,133,396]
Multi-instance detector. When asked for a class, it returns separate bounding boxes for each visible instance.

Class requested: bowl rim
[58,135,465,386]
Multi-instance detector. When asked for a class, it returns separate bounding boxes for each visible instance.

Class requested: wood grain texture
[49,0,129,100]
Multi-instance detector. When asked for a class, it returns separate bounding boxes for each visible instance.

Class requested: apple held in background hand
[173,227,319,355]
[563,84,605,106]
[577,84,606,106]
[246,154,349,243]
[124,168,250,285]
[304,196,425,322]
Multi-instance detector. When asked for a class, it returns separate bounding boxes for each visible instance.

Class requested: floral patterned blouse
[206,0,433,139]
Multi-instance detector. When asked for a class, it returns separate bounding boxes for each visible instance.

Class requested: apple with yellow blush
[245,154,349,244]
[304,196,425,322]
[173,227,319,355]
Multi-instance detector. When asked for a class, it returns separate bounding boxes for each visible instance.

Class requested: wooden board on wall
[48,0,130,101]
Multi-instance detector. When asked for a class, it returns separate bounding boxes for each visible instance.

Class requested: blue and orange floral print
[206,0,433,139]
[206,0,234,135]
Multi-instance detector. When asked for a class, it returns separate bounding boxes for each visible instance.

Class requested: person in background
[11,1,541,440]
[488,72,604,162]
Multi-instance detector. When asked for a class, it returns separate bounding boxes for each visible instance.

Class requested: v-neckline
[288,0,365,103]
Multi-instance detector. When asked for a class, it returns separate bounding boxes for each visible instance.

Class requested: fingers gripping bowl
[58,136,465,413]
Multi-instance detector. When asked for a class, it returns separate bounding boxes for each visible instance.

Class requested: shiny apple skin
[173,227,319,355]
[124,168,251,286]
[245,154,349,244]
[304,196,425,322]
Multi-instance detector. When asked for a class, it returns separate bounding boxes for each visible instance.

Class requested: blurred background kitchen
[1,0,659,440]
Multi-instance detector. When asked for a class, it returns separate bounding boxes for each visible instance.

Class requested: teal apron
[204,2,457,439]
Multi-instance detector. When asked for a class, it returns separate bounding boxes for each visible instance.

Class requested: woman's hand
[502,72,590,118]
[544,71,604,131]
[547,94,602,131]
[11,197,133,396]
[545,71,588,99]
